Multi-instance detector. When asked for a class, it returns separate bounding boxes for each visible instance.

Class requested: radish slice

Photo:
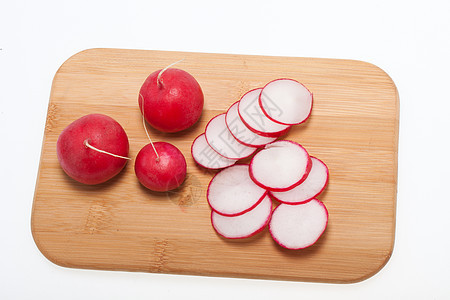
[269,199,328,249]
[205,114,257,160]
[270,157,329,204]
[211,195,272,239]
[207,164,267,216]
[226,101,277,147]
[238,88,291,137]
[259,79,313,125]
[249,140,311,192]
[191,134,237,169]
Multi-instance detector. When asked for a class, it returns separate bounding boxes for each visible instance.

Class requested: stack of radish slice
[192,79,312,168]
[192,78,329,250]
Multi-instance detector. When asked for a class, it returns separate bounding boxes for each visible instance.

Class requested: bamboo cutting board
[32,48,399,283]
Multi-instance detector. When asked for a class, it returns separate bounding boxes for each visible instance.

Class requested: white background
[1,0,450,299]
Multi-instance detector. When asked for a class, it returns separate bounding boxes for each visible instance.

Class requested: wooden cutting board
[32,48,399,283]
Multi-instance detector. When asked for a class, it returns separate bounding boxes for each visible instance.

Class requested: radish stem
[156,59,184,88]
[83,140,131,160]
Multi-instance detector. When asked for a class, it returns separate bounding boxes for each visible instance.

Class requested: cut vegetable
[205,114,257,160]
[211,195,272,239]
[191,133,237,169]
[225,101,277,147]
[270,157,328,204]
[269,199,328,249]
[249,140,311,192]
[259,79,312,125]
[238,88,291,137]
[207,164,267,216]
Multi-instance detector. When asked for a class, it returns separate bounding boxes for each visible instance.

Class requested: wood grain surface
[31,48,399,283]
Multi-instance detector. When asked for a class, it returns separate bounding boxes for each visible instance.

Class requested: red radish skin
[240,117,291,138]
[211,195,272,239]
[135,142,187,192]
[225,101,277,148]
[205,114,256,160]
[249,140,312,192]
[191,133,237,169]
[56,114,129,185]
[139,68,204,133]
[207,164,267,216]
[259,78,313,125]
[269,199,328,250]
[270,157,329,204]
[237,88,291,137]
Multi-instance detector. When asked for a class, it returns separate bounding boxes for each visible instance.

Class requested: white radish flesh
[269,199,328,249]
[270,157,328,204]
[260,79,312,125]
[249,140,311,192]
[191,133,237,169]
[226,101,277,147]
[205,114,256,160]
[207,164,267,216]
[211,195,272,239]
[238,88,291,137]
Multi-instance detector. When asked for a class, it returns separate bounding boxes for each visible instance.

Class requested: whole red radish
[56,114,130,185]
[135,142,187,192]
[139,67,204,133]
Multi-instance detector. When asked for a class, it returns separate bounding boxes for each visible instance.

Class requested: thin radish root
[139,93,160,162]
[156,59,184,88]
[83,139,130,160]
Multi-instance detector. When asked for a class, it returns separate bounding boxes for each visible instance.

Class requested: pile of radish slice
[191,79,329,250]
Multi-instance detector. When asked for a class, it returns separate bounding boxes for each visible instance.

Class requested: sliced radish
[269,199,328,249]
[207,164,267,216]
[270,157,329,204]
[191,133,237,169]
[205,114,257,160]
[238,88,291,137]
[249,140,311,192]
[225,101,277,148]
[259,79,313,125]
[211,195,272,239]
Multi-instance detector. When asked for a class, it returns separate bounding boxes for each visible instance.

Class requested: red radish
[207,164,267,216]
[259,78,312,125]
[269,199,328,249]
[249,140,311,192]
[191,133,237,169]
[135,142,187,192]
[237,88,291,137]
[205,114,256,160]
[139,66,204,133]
[56,114,129,185]
[136,73,188,192]
[211,195,272,239]
[270,157,329,204]
[225,101,277,147]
